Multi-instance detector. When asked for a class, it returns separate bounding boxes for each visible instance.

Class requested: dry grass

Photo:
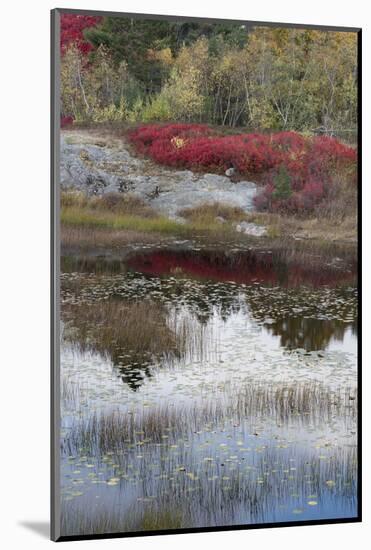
[61,503,184,537]
[249,171,357,243]
[61,206,184,235]
[61,191,158,218]
[62,128,129,149]
[60,158,357,248]
[61,224,167,250]
[63,380,356,456]
[316,173,357,227]
[246,211,357,243]
[60,189,179,251]
[178,202,248,224]
[61,192,239,243]
[89,192,158,218]
[63,300,183,362]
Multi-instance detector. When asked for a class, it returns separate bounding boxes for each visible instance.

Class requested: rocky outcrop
[60,131,258,221]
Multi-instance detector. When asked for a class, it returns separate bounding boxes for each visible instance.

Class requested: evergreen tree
[273,165,292,200]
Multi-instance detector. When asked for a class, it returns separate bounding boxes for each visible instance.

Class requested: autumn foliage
[128,124,357,213]
[60,14,102,55]
[61,115,74,128]
[126,248,356,288]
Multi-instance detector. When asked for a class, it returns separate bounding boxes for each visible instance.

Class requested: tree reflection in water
[61,247,357,390]
[263,317,357,351]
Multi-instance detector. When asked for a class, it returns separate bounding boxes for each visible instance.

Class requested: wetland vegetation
[58,12,358,538]
[60,248,358,535]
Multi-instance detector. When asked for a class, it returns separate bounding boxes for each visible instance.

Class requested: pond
[60,247,358,536]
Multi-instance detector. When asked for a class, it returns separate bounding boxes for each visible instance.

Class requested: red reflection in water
[126,249,356,288]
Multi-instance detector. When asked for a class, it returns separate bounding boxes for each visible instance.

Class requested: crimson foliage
[60,14,102,55]
[61,115,74,128]
[128,124,357,213]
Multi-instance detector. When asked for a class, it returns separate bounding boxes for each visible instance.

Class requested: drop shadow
[18,521,50,539]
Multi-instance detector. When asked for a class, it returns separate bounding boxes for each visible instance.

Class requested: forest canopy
[60,14,357,137]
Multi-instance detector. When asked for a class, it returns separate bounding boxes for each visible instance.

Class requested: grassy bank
[61,192,243,246]
[247,212,357,243]
[62,206,183,235]
[61,190,357,255]
[61,122,357,247]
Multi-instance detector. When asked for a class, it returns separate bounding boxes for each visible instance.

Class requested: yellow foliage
[171,136,187,149]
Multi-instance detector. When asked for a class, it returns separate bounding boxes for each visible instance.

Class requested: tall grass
[61,503,185,536]
[61,191,185,235]
[61,207,183,235]
[63,300,184,362]
[60,417,357,535]
[62,381,356,456]
[61,224,167,250]
[61,191,158,218]
[178,202,248,223]
[61,447,357,535]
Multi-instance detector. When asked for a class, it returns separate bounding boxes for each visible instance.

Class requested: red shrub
[257,180,326,214]
[128,125,286,174]
[128,124,212,153]
[61,115,74,128]
[128,124,357,214]
[299,180,326,209]
[61,14,102,55]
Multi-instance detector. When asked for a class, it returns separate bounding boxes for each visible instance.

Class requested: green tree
[273,165,292,200]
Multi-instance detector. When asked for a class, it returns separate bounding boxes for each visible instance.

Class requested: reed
[63,300,183,361]
[62,381,357,457]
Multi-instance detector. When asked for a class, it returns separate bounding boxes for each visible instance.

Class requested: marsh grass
[62,381,356,456]
[61,502,185,536]
[62,298,213,393]
[238,168,357,244]
[61,375,357,534]
[61,206,183,235]
[61,191,158,218]
[61,191,188,237]
[246,209,356,244]
[316,173,357,226]
[61,206,241,244]
[60,429,357,536]
[61,224,168,250]
[178,202,248,223]
[61,220,356,277]
[61,192,247,244]
[61,188,357,257]
[63,300,185,363]
[61,377,82,409]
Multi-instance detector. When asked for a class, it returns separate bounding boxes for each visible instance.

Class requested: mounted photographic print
[51,8,361,541]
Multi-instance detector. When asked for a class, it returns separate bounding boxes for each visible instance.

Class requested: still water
[60,248,357,535]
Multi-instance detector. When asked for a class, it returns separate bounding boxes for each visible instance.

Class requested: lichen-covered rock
[60,131,258,217]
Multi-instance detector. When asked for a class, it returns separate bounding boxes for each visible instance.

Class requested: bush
[61,115,74,128]
[128,125,287,173]
[272,165,292,200]
[128,124,356,214]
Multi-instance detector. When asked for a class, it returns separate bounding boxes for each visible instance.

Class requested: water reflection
[264,317,358,352]
[60,246,358,534]
[61,251,357,391]
[125,248,357,288]
[61,246,357,288]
